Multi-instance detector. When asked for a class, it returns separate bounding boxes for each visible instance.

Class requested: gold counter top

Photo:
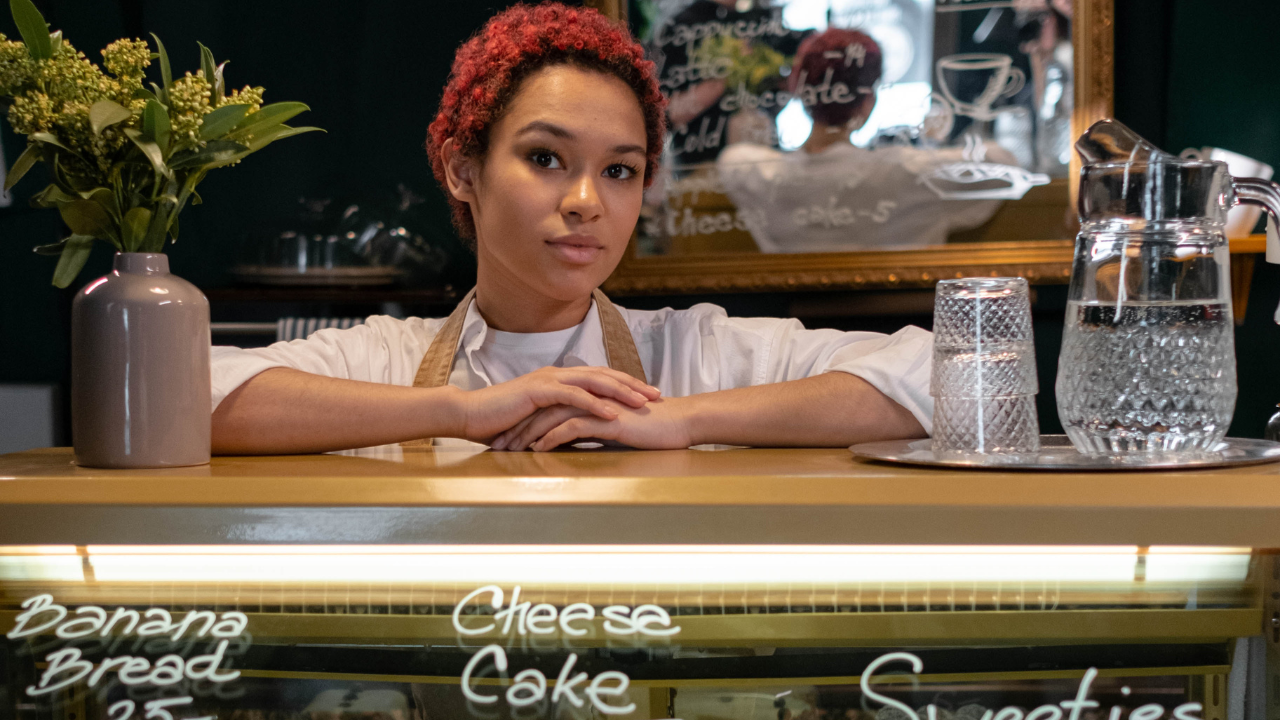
[3,446,1280,546]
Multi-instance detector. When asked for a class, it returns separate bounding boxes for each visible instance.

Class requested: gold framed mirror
[589,0,1113,294]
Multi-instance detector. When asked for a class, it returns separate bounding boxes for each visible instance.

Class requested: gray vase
[71,253,211,468]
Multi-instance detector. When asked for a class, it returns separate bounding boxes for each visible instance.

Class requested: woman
[211,3,931,454]
[716,28,1017,253]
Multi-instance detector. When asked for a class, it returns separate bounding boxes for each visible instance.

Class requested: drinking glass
[931,277,1040,455]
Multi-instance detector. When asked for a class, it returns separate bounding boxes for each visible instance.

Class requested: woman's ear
[441,138,478,204]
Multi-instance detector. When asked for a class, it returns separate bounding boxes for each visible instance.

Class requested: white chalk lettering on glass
[654,16,791,51]
[452,585,680,715]
[6,594,246,717]
[448,590,1210,720]
[862,654,1206,720]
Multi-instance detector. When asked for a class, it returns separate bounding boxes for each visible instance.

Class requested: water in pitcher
[1056,300,1237,453]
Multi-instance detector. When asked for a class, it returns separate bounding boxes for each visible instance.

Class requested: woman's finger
[492,409,545,450]
[563,373,652,408]
[532,416,616,452]
[510,406,589,451]
[540,386,620,421]
[558,367,660,400]
[495,407,554,451]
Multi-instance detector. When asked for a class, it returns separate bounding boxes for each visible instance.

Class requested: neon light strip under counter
[0,545,1254,585]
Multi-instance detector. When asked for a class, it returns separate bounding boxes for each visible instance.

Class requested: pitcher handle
[1234,176,1280,223]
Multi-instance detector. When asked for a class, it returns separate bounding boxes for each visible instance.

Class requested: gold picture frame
[592,0,1115,295]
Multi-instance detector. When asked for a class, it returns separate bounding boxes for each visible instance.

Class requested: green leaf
[122,207,152,251]
[9,0,52,60]
[189,126,322,171]
[142,198,174,252]
[198,42,216,87]
[124,128,172,179]
[168,212,179,240]
[169,140,248,170]
[33,239,66,256]
[51,235,94,288]
[246,124,323,152]
[132,86,157,102]
[49,153,96,193]
[141,99,170,152]
[4,143,40,191]
[88,99,133,136]
[213,61,227,100]
[229,102,310,135]
[29,182,76,208]
[199,103,249,140]
[150,33,171,102]
[79,186,119,221]
[29,131,74,154]
[58,199,112,237]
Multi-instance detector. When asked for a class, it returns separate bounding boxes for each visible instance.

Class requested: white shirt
[715,142,1012,252]
[211,299,935,442]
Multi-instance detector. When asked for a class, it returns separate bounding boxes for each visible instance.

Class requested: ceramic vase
[71,252,211,468]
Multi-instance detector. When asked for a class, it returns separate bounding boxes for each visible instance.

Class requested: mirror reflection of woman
[716,29,1017,253]
[210,3,932,455]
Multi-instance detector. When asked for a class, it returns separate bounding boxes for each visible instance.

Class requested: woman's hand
[455,367,661,443]
[490,396,693,451]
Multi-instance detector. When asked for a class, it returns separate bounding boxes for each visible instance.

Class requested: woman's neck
[473,254,594,333]
[801,121,854,154]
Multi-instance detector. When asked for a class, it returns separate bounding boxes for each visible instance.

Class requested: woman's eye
[605,164,637,180]
[531,151,561,169]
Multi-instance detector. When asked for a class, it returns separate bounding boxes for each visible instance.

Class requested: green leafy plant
[693,35,788,95]
[0,0,323,286]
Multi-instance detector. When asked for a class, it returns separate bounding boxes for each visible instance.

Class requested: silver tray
[850,435,1280,471]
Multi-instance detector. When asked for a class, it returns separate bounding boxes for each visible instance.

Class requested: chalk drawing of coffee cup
[935,53,1025,121]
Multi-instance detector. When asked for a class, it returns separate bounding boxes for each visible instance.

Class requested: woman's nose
[561,174,603,222]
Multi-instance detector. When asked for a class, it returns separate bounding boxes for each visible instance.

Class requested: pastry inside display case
[0,545,1258,720]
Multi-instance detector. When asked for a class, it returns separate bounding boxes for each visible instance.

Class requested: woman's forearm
[681,372,926,447]
[211,368,463,455]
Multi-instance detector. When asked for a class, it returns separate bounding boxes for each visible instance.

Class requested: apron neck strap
[410,287,647,391]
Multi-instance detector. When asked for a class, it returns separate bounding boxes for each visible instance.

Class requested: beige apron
[402,287,646,446]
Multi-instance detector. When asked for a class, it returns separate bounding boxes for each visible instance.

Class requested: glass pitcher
[1056,120,1280,454]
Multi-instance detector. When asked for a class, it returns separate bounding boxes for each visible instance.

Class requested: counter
[1,446,1277,720]
[3,446,1280,545]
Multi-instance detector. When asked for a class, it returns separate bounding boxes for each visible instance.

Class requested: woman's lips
[545,235,604,265]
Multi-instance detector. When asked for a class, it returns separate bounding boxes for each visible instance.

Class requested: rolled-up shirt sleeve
[644,304,934,434]
[679,308,933,435]
[210,316,438,411]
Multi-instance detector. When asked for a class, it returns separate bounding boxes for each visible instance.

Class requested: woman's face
[452,64,648,303]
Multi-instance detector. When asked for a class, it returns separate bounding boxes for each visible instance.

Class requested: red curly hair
[426,2,667,241]
[789,29,882,127]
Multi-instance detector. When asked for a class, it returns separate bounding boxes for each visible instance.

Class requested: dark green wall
[0,0,523,389]
[3,0,1280,437]
[1112,0,1280,437]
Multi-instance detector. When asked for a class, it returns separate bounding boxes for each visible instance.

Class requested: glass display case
[1,447,1276,720]
[2,544,1268,719]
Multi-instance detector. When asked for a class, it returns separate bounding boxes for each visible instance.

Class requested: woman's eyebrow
[515,120,645,155]
[516,120,574,139]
